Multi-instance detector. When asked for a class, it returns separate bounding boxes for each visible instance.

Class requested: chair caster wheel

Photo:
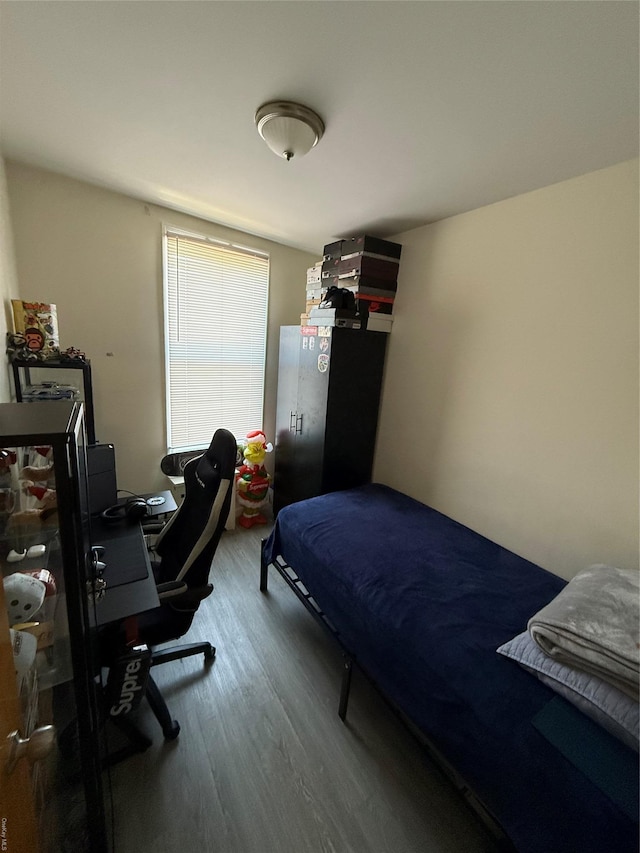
[204,645,216,662]
[164,720,180,740]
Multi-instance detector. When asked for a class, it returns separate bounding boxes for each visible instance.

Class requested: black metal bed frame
[259,539,514,852]
[260,542,355,720]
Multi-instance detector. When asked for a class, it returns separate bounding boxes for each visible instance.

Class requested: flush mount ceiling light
[255,101,324,161]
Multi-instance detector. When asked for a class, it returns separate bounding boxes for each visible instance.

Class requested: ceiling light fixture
[255,101,324,162]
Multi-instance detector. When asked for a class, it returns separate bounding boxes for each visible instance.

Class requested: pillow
[497,631,639,753]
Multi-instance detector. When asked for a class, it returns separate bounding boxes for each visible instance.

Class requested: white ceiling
[0,1,638,254]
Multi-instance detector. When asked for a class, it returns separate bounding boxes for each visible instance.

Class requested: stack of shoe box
[301,261,323,326]
[309,235,402,332]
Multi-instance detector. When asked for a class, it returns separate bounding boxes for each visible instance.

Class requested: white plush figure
[3,573,47,625]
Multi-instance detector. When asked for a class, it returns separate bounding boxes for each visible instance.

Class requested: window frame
[162,224,270,453]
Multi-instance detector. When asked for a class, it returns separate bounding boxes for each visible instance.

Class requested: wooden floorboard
[106,525,500,853]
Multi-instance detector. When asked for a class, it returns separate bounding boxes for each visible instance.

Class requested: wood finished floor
[106,525,500,853]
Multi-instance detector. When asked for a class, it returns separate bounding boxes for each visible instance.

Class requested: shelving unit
[0,401,109,852]
[11,358,97,444]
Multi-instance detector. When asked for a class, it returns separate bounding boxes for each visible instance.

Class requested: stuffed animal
[3,573,47,626]
[235,430,273,528]
[18,445,57,520]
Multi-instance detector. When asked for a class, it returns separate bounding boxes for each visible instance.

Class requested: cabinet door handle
[5,726,56,775]
[87,545,107,602]
[289,411,297,433]
[295,414,303,434]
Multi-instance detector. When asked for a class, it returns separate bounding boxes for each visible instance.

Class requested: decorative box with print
[306,262,322,285]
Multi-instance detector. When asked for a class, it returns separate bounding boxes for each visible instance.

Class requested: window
[163,227,269,452]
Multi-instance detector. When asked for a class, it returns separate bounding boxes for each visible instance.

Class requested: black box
[341,235,402,260]
[338,254,400,282]
[87,443,118,515]
[322,240,343,260]
[321,257,341,278]
[337,274,398,295]
[320,275,340,290]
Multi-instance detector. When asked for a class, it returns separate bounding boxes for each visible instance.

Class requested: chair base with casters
[101,603,217,759]
[144,637,217,740]
[151,640,216,667]
[145,673,180,741]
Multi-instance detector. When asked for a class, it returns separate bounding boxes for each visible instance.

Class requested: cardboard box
[306,263,322,285]
[305,285,325,301]
[309,307,362,329]
[364,314,394,333]
[313,316,362,330]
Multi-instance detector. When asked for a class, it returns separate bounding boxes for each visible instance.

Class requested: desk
[113,489,178,519]
[89,516,164,765]
[91,516,159,626]
[140,489,177,519]
[90,491,176,626]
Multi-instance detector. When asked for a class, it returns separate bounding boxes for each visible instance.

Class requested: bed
[261,483,639,853]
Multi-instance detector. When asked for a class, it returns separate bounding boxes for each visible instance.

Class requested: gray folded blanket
[528,564,639,699]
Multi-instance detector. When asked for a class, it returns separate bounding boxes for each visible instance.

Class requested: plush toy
[18,445,57,519]
[235,430,273,529]
[3,573,47,626]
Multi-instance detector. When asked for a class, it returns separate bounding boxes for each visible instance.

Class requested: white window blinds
[164,228,269,452]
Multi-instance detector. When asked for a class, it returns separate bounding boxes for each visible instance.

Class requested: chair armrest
[164,583,214,611]
[156,580,189,600]
[155,582,214,610]
[142,521,165,534]
[143,521,166,553]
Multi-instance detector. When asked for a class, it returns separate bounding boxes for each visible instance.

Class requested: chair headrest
[199,428,237,482]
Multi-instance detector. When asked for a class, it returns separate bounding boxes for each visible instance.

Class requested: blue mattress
[263,483,639,853]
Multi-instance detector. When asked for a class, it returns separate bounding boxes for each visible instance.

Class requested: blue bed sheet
[264,483,639,853]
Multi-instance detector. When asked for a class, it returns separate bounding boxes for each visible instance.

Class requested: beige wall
[0,158,20,401]
[5,158,638,580]
[376,159,639,579]
[5,161,315,494]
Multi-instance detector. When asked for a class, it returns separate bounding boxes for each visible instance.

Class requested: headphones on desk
[101,497,148,524]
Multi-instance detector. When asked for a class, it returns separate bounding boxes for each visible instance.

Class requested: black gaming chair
[116,428,237,744]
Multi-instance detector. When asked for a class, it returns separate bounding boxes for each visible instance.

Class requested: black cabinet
[0,402,109,852]
[11,359,97,445]
[273,326,387,515]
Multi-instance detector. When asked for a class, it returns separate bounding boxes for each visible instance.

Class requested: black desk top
[91,516,159,626]
[116,489,178,518]
[142,489,177,517]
